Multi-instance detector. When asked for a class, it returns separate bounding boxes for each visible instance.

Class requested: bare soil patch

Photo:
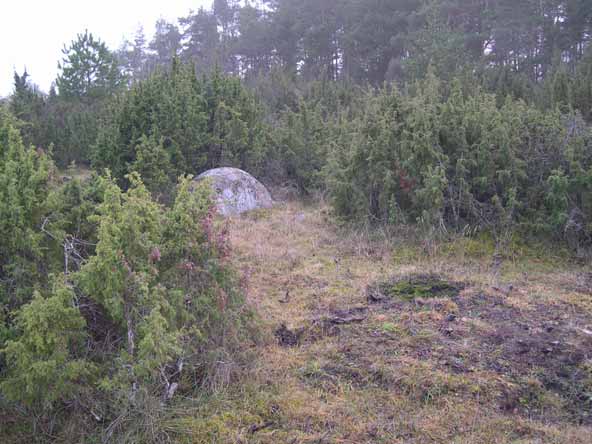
[350,272,592,424]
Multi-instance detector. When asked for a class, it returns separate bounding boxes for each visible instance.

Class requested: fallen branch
[248,421,274,434]
[322,306,368,325]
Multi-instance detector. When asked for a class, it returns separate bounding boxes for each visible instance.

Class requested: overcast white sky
[0,0,211,97]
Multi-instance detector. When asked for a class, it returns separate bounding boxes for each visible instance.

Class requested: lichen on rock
[194,167,273,216]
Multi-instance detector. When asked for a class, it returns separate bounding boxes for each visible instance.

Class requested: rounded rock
[194,167,273,216]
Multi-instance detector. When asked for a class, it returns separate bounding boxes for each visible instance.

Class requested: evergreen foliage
[0,109,52,309]
[1,115,253,437]
[92,63,265,193]
[326,74,592,251]
[1,282,93,408]
[56,30,124,100]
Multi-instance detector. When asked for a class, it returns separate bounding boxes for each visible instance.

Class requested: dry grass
[164,201,592,444]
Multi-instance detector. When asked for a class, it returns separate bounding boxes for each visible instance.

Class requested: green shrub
[0,109,53,309]
[1,158,255,438]
[327,73,592,252]
[1,282,95,408]
[92,63,267,194]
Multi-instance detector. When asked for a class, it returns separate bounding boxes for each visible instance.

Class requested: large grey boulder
[194,167,273,216]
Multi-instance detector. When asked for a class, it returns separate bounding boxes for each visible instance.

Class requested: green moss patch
[368,274,464,303]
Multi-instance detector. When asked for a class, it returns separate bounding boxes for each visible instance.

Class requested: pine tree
[57,30,124,100]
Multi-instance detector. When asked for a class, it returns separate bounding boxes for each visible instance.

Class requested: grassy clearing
[9,200,583,443]
[156,200,592,443]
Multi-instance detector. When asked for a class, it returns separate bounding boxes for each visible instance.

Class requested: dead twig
[248,421,274,434]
